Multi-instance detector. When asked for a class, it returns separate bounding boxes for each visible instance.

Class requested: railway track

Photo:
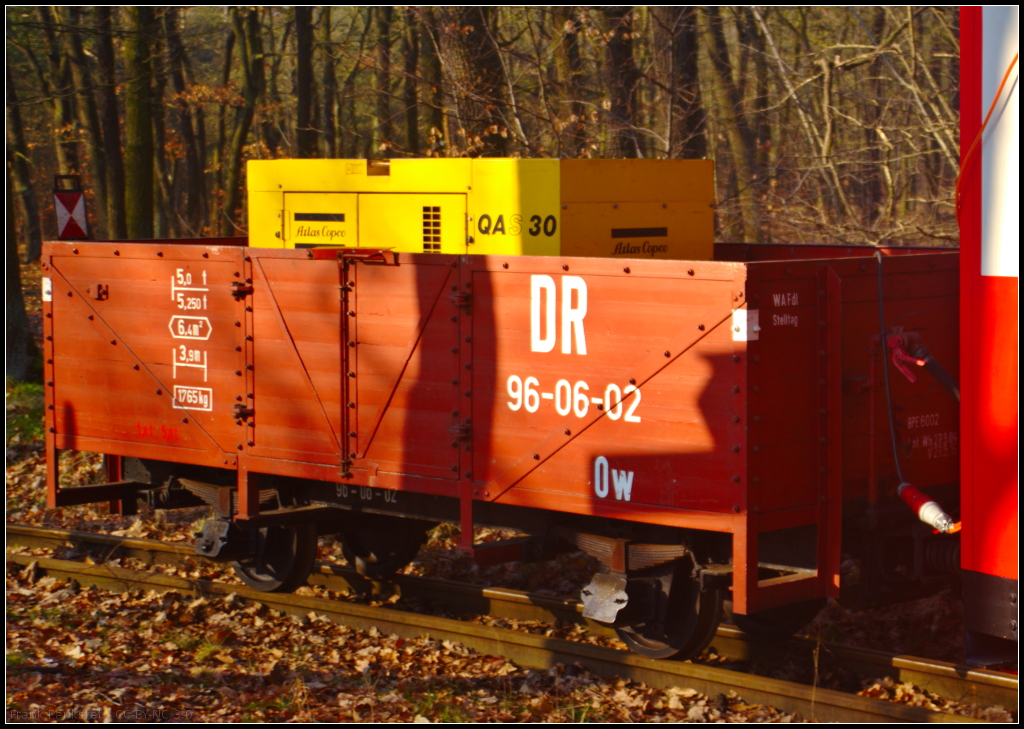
[6,524,1016,722]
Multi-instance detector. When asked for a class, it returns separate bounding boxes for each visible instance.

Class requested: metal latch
[232,404,255,418]
[449,422,471,441]
[87,283,108,300]
[231,281,254,298]
[449,291,472,310]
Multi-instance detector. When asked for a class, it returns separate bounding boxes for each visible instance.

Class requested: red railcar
[42,240,960,658]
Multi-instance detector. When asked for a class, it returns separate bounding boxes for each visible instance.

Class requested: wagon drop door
[248,251,463,480]
[352,255,464,481]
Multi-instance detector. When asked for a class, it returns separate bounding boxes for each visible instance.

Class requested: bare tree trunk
[66,7,109,238]
[435,7,508,156]
[165,7,206,235]
[6,156,40,382]
[212,23,236,229]
[653,7,706,159]
[220,8,265,236]
[151,23,171,237]
[402,8,421,156]
[125,7,156,239]
[602,7,642,158]
[96,7,127,239]
[321,8,337,158]
[295,7,317,158]
[36,6,80,175]
[424,8,448,155]
[561,8,588,158]
[6,68,43,263]
[706,7,761,239]
[261,14,290,158]
[374,7,395,156]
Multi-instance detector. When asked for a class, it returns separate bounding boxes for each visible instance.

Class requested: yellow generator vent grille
[422,206,441,252]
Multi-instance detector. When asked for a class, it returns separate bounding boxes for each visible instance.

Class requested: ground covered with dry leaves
[7,566,803,723]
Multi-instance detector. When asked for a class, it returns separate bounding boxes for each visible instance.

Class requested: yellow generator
[247,158,714,260]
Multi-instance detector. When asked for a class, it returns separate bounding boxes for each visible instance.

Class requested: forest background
[7,6,961,378]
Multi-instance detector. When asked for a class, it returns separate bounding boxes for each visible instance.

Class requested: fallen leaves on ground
[859,676,1015,722]
[6,566,802,723]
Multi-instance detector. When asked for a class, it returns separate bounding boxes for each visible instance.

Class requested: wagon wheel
[615,561,724,660]
[340,516,436,580]
[232,522,318,593]
[728,598,826,640]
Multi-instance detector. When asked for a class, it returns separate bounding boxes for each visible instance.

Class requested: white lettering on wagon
[772,313,799,328]
[911,430,958,459]
[773,292,799,307]
[172,345,208,381]
[171,268,209,310]
[507,375,641,422]
[530,275,587,355]
[172,385,212,411]
[593,456,634,501]
[907,413,940,429]
[168,316,212,340]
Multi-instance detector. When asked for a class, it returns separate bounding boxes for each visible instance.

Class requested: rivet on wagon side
[533,454,540,460]
[155,389,162,395]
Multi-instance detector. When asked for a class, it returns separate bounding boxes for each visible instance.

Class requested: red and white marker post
[53,175,89,240]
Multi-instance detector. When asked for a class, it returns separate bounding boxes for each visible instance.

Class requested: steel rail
[7,524,1016,715]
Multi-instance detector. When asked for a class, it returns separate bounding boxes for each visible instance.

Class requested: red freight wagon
[41,240,960,658]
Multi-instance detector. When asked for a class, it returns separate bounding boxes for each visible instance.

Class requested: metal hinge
[449,422,471,441]
[231,281,254,298]
[232,404,255,418]
[449,291,472,310]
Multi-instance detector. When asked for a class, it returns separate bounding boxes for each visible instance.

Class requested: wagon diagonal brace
[349,260,456,462]
[254,257,343,455]
[483,298,744,505]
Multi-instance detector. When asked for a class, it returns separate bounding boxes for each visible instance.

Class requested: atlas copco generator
[41,158,963,660]
[247,158,715,260]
